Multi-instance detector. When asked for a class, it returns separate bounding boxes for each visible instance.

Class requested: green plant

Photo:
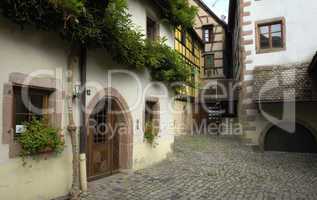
[144,122,158,145]
[0,0,196,88]
[162,0,198,29]
[18,118,64,163]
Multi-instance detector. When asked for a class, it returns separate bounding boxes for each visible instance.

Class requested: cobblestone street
[83,136,317,200]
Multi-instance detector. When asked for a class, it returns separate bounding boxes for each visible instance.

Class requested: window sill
[256,47,286,54]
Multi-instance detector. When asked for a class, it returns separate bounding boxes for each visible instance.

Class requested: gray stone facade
[253,63,317,103]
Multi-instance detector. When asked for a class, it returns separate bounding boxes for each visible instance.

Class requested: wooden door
[88,100,119,180]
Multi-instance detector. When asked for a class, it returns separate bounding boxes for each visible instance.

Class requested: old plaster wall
[239,0,317,144]
[85,0,176,170]
[0,19,73,200]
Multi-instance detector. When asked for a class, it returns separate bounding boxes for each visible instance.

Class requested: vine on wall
[0,0,197,88]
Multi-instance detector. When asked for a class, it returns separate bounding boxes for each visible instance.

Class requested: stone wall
[253,63,317,102]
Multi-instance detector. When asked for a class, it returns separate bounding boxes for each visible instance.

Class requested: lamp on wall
[73,83,81,98]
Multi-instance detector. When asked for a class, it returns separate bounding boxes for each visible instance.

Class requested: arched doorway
[86,88,133,180]
[264,122,317,153]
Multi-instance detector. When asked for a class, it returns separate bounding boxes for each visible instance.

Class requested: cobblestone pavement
[83,136,317,200]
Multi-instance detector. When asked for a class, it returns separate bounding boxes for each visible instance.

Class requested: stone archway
[259,121,317,153]
[86,88,133,179]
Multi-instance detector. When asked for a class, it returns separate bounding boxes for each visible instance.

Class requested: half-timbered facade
[187,0,238,135]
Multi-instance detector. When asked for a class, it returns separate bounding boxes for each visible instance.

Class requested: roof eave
[309,51,317,73]
[192,0,228,29]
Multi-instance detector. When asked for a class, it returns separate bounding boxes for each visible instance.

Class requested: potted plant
[18,118,64,165]
[144,121,158,145]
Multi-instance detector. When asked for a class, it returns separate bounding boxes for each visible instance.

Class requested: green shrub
[144,122,157,145]
[0,0,196,88]
[19,118,64,161]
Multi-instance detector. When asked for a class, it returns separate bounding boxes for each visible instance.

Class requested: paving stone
[83,136,317,200]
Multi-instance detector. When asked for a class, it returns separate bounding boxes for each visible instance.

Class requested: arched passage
[86,88,133,180]
[263,122,317,153]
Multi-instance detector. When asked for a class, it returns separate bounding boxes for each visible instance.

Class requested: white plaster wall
[127,0,174,47]
[86,50,175,170]
[0,1,176,199]
[0,19,73,200]
[244,0,317,71]
[85,0,176,170]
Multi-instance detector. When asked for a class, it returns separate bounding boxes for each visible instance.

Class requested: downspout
[79,45,88,192]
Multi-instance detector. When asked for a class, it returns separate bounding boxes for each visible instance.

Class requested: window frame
[202,25,213,43]
[13,86,51,139]
[143,97,160,135]
[255,17,286,54]
[146,16,159,41]
[3,72,63,158]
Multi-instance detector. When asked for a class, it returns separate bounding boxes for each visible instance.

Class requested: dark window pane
[30,94,44,115]
[15,114,29,125]
[15,94,28,114]
[205,55,214,67]
[181,30,186,45]
[271,23,282,33]
[146,17,157,41]
[260,25,269,34]
[272,32,283,48]
[260,33,270,49]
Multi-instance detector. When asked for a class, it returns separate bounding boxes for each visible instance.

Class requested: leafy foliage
[144,122,157,145]
[0,0,195,87]
[49,0,85,15]
[162,0,198,29]
[19,118,64,161]
[145,39,192,84]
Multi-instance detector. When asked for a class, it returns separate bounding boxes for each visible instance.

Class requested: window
[203,25,213,43]
[205,54,215,68]
[3,73,62,158]
[145,101,155,124]
[13,86,50,138]
[204,54,218,77]
[144,99,160,133]
[256,18,285,53]
[146,17,159,41]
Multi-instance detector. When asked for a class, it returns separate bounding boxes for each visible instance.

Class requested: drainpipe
[79,45,88,192]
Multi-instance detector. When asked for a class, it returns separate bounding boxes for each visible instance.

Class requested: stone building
[188,0,238,135]
[173,27,204,135]
[0,0,194,199]
[173,0,237,135]
[229,0,317,152]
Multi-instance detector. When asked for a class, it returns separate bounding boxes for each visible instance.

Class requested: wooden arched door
[87,99,119,180]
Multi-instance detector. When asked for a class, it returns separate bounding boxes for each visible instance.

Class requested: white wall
[85,0,176,169]
[241,0,317,144]
[127,0,174,47]
[243,0,317,71]
[0,19,73,200]
[0,1,176,199]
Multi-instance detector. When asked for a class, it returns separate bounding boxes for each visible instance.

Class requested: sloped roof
[309,51,317,73]
[192,0,227,29]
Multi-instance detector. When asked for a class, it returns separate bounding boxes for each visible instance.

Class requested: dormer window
[146,17,159,41]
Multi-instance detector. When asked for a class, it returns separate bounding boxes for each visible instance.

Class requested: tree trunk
[67,48,81,200]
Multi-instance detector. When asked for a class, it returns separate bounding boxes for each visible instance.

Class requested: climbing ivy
[0,0,196,87]
[162,0,198,29]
